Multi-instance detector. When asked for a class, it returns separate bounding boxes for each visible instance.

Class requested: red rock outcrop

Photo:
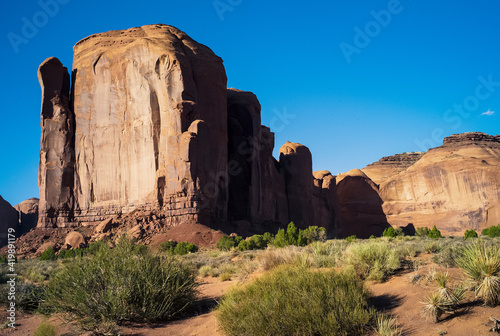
[38,57,75,227]
[336,169,390,238]
[36,25,341,241]
[38,24,228,228]
[380,132,500,235]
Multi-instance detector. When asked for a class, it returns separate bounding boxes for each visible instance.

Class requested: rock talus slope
[380,132,500,234]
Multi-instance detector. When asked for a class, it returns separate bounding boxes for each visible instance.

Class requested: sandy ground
[2,253,500,335]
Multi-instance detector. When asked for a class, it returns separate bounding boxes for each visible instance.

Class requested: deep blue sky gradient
[1,0,499,205]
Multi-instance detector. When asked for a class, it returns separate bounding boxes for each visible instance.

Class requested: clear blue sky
[1,0,499,205]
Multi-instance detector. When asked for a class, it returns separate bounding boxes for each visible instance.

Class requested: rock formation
[38,57,75,227]
[0,196,19,246]
[336,169,390,238]
[362,152,424,185]
[14,198,39,235]
[379,132,500,235]
[36,24,341,238]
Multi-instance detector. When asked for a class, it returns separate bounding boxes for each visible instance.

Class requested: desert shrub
[40,247,57,261]
[216,236,242,251]
[158,240,178,254]
[58,248,85,259]
[481,224,500,238]
[216,265,374,336]
[33,321,55,336]
[346,235,357,243]
[173,242,198,255]
[428,226,443,239]
[382,227,398,238]
[432,243,464,267]
[86,240,108,255]
[464,229,478,239]
[157,241,197,255]
[456,241,500,306]
[219,272,232,282]
[415,227,430,237]
[0,255,6,264]
[343,241,400,281]
[424,240,442,254]
[301,226,327,244]
[0,283,45,312]
[44,237,197,332]
[309,240,348,268]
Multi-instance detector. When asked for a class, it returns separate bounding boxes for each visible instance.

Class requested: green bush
[301,226,327,244]
[158,240,178,254]
[273,228,287,248]
[0,283,45,312]
[33,321,55,336]
[464,229,478,240]
[415,227,430,237]
[482,224,500,238]
[173,242,198,255]
[216,236,242,251]
[40,247,57,261]
[343,242,400,281]
[382,227,397,238]
[346,235,357,243]
[58,248,85,259]
[158,241,198,255]
[44,238,197,332]
[216,265,374,336]
[428,226,443,239]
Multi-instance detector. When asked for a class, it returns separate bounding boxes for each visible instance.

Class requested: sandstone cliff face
[380,132,500,234]
[362,152,424,185]
[38,24,228,227]
[0,196,19,246]
[336,169,390,238]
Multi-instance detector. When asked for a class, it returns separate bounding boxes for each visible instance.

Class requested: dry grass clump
[342,241,400,281]
[256,246,312,271]
[216,265,374,336]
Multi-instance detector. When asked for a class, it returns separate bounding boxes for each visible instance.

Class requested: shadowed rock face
[38,57,75,227]
[0,196,19,246]
[336,169,390,238]
[379,132,500,235]
[14,198,39,235]
[226,89,288,233]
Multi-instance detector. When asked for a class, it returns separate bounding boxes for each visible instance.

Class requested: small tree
[216,236,239,251]
[285,222,299,246]
[416,227,430,237]
[273,229,287,248]
[428,226,443,239]
[464,229,478,240]
[382,227,397,238]
[40,246,57,261]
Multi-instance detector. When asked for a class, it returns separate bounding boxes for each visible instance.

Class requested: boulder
[64,231,86,249]
[94,217,114,234]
